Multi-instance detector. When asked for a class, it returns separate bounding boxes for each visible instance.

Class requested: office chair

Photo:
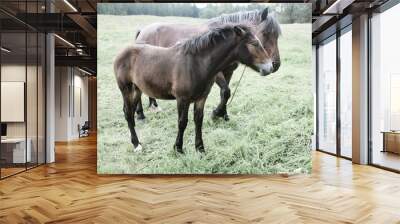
[79,121,90,138]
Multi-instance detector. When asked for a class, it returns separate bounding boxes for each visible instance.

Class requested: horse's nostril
[272,61,280,72]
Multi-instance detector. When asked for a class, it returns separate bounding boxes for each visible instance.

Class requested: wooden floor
[1,167,26,178]
[1,135,400,223]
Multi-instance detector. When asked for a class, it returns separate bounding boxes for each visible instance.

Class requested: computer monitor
[1,123,7,137]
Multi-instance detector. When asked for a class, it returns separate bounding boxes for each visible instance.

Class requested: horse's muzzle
[257,62,273,76]
[260,69,272,76]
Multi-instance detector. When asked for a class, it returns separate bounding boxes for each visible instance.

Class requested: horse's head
[207,8,281,75]
[234,25,274,76]
[255,8,281,74]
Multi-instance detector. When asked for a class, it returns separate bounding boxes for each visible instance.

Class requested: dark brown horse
[135,8,281,121]
[115,24,272,153]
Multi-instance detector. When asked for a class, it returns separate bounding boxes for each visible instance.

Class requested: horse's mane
[208,10,261,26]
[207,9,281,38]
[179,24,251,55]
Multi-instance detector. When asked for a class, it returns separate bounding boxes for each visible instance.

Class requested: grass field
[97,15,313,174]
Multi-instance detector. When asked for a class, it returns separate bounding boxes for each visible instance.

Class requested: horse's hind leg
[148,97,159,111]
[135,98,146,120]
[122,83,142,151]
[149,97,158,107]
[174,99,190,153]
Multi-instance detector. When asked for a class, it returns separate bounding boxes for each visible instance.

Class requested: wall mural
[97,3,313,174]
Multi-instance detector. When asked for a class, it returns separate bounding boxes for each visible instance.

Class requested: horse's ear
[233,26,246,36]
[261,7,269,21]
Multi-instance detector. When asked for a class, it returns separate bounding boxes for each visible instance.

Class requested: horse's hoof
[174,145,184,154]
[196,145,205,153]
[150,105,162,113]
[211,110,220,120]
[136,113,146,120]
[211,109,229,121]
[223,114,230,121]
[134,144,143,152]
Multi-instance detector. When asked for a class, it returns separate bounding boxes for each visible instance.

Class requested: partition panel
[1,30,28,178]
[0,1,47,179]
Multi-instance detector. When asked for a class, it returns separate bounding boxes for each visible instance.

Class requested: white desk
[1,138,31,163]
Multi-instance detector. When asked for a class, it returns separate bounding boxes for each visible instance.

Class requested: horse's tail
[135,30,141,40]
[114,46,138,91]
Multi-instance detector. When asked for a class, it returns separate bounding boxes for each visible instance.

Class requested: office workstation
[1,82,32,166]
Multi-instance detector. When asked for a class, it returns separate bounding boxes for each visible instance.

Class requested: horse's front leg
[174,99,190,153]
[194,97,207,153]
[212,63,237,121]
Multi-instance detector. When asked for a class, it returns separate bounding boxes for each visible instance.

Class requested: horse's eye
[250,42,258,46]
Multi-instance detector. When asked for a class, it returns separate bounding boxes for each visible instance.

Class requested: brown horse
[114,24,272,153]
[135,8,281,121]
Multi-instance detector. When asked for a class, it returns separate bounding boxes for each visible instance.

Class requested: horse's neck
[203,40,239,77]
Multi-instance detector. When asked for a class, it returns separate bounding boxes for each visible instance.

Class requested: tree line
[97,3,311,24]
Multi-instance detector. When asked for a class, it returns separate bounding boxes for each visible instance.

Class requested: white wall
[1,65,26,138]
[71,73,89,138]
[55,66,69,141]
[55,67,89,141]
[1,65,38,137]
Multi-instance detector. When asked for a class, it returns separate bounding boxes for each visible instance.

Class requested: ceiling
[1,0,395,73]
[0,0,97,75]
[311,0,391,43]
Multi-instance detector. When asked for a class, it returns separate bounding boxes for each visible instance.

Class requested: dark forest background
[97,3,311,24]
